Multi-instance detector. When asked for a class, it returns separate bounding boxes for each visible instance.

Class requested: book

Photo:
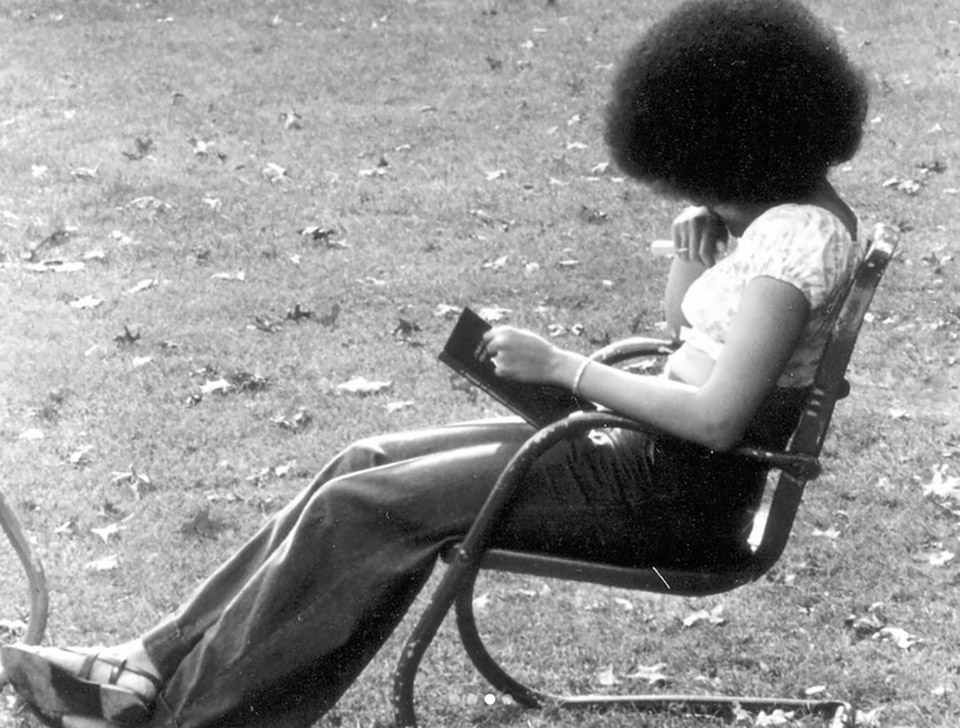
[439,307,593,428]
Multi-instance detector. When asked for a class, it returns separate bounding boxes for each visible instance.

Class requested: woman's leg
[147,425,696,728]
[146,420,537,728]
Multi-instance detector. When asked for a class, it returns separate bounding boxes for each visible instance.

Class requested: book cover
[439,307,593,428]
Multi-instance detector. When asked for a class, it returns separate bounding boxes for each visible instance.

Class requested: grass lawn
[1,0,958,726]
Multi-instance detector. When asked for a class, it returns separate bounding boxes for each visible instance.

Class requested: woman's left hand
[481,327,564,384]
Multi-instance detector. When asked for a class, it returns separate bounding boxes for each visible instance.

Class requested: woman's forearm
[550,350,739,451]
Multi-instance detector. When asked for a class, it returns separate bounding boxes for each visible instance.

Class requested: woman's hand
[481,327,570,385]
[671,206,729,268]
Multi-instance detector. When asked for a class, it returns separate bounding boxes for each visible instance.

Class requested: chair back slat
[752,223,899,568]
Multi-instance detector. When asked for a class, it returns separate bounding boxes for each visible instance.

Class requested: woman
[2,0,869,726]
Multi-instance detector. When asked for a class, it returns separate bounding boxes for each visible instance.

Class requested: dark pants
[141,417,767,728]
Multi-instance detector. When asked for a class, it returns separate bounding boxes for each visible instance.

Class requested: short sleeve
[737,206,851,311]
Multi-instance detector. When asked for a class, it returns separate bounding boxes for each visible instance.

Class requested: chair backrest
[453,224,898,598]
[750,223,900,570]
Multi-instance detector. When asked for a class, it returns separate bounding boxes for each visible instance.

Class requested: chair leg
[453,570,543,708]
[0,489,49,688]
[392,552,484,728]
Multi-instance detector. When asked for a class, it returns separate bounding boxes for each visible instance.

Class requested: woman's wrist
[551,350,589,392]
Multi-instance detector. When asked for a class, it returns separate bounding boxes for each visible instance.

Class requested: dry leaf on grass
[180,507,228,539]
[69,295,103,309]
[337,378,393,396]
[211,270,246,282]
[91,522,123,543]
[682,603,726,628]
[84,555,120,572]
[624,662,669,686]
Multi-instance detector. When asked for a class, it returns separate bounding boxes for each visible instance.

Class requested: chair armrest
[589,336,678,367]
[732,447,821,481]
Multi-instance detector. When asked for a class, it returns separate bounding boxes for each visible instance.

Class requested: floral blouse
[678,204,864,388]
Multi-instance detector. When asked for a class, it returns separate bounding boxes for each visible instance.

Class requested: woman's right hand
[671,206,729,268]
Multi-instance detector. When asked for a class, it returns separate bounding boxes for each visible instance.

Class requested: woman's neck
[708,180,856,238]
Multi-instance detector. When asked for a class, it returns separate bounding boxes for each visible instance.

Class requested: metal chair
[0,491,49,687]
[393,223,900,727]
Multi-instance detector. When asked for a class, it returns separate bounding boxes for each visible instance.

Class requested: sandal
[1,645,161,727]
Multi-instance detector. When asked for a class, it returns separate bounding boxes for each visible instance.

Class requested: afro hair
[604,0,869,204]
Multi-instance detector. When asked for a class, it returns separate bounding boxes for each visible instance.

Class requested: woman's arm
[484,276,809,451]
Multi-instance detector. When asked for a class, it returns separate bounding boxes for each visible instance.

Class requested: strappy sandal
[1,645,162,727]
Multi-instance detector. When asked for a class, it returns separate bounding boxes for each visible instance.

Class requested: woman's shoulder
[735,203,862,308]
[746,203,854,243]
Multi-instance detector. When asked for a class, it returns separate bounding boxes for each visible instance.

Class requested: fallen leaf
[394,317,422,339]
[284,303,316,321]
[189,137,213,156]
[434,304,461,319]
[682,604,726,628]
[624,663,668,686]
[228,371,270,392]
[69,295,104,309]
[923,465,960,502]
[595,666,620,687]
[273,461,296,478]
[874,626,922,650]
[180,507,227,539]
[91,523,123,543]
[337,378,393,396]
[385,401,415,413]
[812,527,841,539]
[110,468,155,499]
[251,316,282,333]
[211,271,246,282]
[477,306,511,323]
[69,447,93,466]
[926,550,955,566]
[482,255,509,270]
[262,163,288,182]
[854,706,884,727]
[70,166,99,180]
[319,303,341,327]
[845,610,884,638]
[54,519,79,536]
[84,555,120,572]
[280,111,302,130]
[272,408,313,432]
[0,619,27,639]
[114,325,141,345]
[127,278,159,294]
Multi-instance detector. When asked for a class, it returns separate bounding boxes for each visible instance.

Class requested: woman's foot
[1,643,162,726]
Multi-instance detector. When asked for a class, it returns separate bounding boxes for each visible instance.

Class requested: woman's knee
[322,436,391,480]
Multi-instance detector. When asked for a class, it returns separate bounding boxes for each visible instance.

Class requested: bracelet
[571,358,592,398]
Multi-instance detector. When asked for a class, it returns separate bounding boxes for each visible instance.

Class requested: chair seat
[440,544,764,597]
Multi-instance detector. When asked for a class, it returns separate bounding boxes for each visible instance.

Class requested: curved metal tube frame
[0,490,49,687]
[392,226,897,727]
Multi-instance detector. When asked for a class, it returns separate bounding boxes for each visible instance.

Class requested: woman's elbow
[694,413,747,452]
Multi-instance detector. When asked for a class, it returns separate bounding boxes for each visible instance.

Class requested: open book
[439,307,594,428]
